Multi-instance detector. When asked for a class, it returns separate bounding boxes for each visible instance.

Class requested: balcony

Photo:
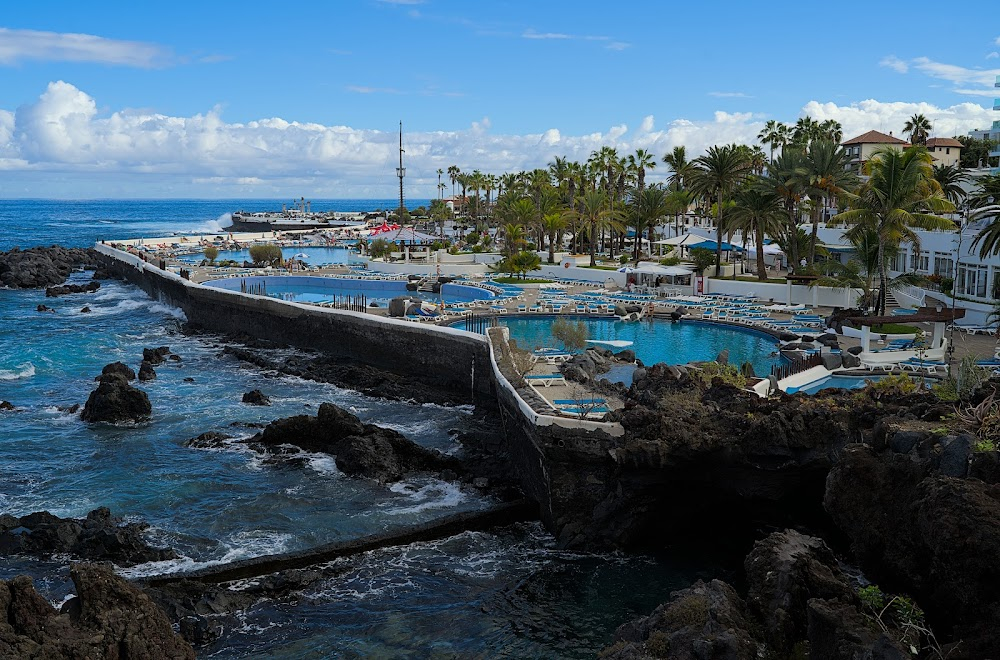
[995,98,1000,111]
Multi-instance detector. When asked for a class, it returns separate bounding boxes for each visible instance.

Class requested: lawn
[871,323,920,334]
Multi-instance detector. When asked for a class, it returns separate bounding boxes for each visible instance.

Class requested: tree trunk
[809,204,820,264]
[877,236,887,317]
[589,221,597,267]
[714,192,723,277]
[756,223,767,281]
[786,201,799,268]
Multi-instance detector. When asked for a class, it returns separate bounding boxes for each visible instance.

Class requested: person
[800,257,807,269]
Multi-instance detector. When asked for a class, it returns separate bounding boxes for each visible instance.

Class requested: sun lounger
[558,406,610,417]
[524,373,567,387]
[900,358,946,374]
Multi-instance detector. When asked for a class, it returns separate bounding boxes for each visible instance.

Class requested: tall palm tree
[819,119,843,144]
[573,189,622,266]
[447,165,460,199]
[666,188,695,236]
[839,147,955,315]
[805,140,856,262]
[756,148,809,267]
[436,168,444,199]
[791,116,821,148]
[662,146,694,190]
[931,164,970,206]
[903,114,932,146]
[628,185,670,260]
[541,211,569,264]
[757,120,790,163]
[966,203,1000,259]
[689,144,752,275]
[628,148,657,192]
[730,187,785,281]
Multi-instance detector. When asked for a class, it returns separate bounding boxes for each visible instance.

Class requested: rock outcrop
[99,361,136,381]
[0,563,194,659]
[825,445,1000,657]
[249,402,459,483]
[80,367,151,424]
[142,346,171,366]
[45,281,100,297]
[138,360,157,381]
[0,507,176,566]
[0,401,15,411]
[602,530,910,659]
[0,246,99,289]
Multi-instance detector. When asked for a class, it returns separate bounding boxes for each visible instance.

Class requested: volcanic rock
[0,507,176,565]
[99,361,136,381]
[80,306,91,313]
[0,562,194,659]
[241,389,270,406]
[138,360,157,381]
[183,431,231,449]
[81,369,151,424]
[45,281,100,297]
[249,402,459,483]
[0,246,100,289]
[0,401,14,411]
[35,304,53,313]
[824,446,1000,656]
[142,346,171,366]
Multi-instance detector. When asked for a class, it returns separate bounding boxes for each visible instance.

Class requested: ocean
[0,200,726,657]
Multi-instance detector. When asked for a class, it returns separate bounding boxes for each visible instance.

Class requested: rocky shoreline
[0,246,100,289]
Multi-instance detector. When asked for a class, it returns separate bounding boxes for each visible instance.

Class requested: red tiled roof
[842,130,909,146]
[926,137,964,148]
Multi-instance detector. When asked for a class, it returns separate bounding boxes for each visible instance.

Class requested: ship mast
[395,121,405,221]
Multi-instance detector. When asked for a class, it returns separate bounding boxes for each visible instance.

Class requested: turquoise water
[204,275,496,306]
[785,374,892,395]
[485,317,784,375]
[178,246,364,266]
[0,200,732,657]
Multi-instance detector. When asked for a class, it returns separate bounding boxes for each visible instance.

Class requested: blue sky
[1,0,999,198]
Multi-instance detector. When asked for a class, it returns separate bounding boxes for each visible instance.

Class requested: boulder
[138,361,157,381]
[969,451,1000,484]
[0,563,194,659]
[35,304,53,313]
[601,579,759,660]
[614,349,637,363]
[183,431,231,449]
[45,281,100,297]
[0,401,14,411]
[0,507,176,565]
[249,402,459,483]
[80,306,91,313]
[820,353,843,370]
[938,434,973,478]
[241,389,271,406]
[806,599,909,660]
[841,352,861,369]
[716,348,729,365]
[80,370,151,424]
[142,346,170,366]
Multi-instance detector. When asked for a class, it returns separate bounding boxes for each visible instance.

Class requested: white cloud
[1,82,996,197]
[911,56,1000,86]
[0,27,171,68]
[987,52,999,60]
[879,55,909,74]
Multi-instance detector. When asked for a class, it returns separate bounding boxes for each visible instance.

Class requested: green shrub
[689,247,716,274]
[931,378,958,402]
[368,238,393,259]
[248,243,283,266]
[551,317,588,351]
[694,362,747,389]
[866,373,918,396]
[203,246,219,263]
[658,255,681,266]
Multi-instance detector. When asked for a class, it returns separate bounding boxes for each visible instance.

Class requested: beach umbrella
[293,252,310,259]
[617,266,636,273]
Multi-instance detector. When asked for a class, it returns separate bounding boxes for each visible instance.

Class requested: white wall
[705,278,860,307]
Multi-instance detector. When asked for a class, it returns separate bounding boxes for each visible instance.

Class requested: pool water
[179,246,363,265]
[478,317,785,376]
[785,375,882,395]
[205,275,496,306]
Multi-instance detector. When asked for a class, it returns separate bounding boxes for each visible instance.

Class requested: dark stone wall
[97,251,494,405]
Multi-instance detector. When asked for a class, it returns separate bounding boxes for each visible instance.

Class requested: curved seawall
[95,244,494,404]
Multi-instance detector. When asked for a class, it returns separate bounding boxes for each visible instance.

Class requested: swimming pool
[205,275,496,306]
[180,246,363,266]
[464,317,785,375]
[784,374,884,395]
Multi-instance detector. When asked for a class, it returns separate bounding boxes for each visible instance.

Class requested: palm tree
[757,120,790,163]
[839,147,955,315]
[627,185,671,260]
[499,222,526,257]
[805,140,856,262]
[573,189,622,266]
[931,164,970,206]
[903,114,932,146]
[689,144,752,275]
[447,165,460,199]
[791,116,821,148]
[541,211,568,264]
[819,119,843,144]
[662,146,694,190]
[666,188,695,236]
[966,203,1000,259]
[629,148,657,192]
[756,148,809,267]
[730,187,785,281]
[436,168,444,199]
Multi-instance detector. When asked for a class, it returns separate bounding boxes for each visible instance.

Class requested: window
[909,251,928,272]
[958,264,990,298]
[934,254,954,278]
[946,147,950,155]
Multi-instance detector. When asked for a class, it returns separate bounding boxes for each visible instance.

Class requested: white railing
[893,285,926,308]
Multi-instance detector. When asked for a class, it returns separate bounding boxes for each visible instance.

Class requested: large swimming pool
[180,246,363,265]
[471,317,785,375]
[205,275,497,306]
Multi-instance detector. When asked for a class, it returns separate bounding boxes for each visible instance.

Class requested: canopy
[688,239,743,252]
[369,222,402,236]
[743,243,784,257]
[617,266,636,273]
[293,252,310,259]
[378,226,440,243]
[652,234,707,246]
[634,263,694,276]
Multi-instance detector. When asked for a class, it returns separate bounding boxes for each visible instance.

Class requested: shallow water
[0,200,729,657]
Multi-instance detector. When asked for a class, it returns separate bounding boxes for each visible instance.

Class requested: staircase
[883,290,901,313]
